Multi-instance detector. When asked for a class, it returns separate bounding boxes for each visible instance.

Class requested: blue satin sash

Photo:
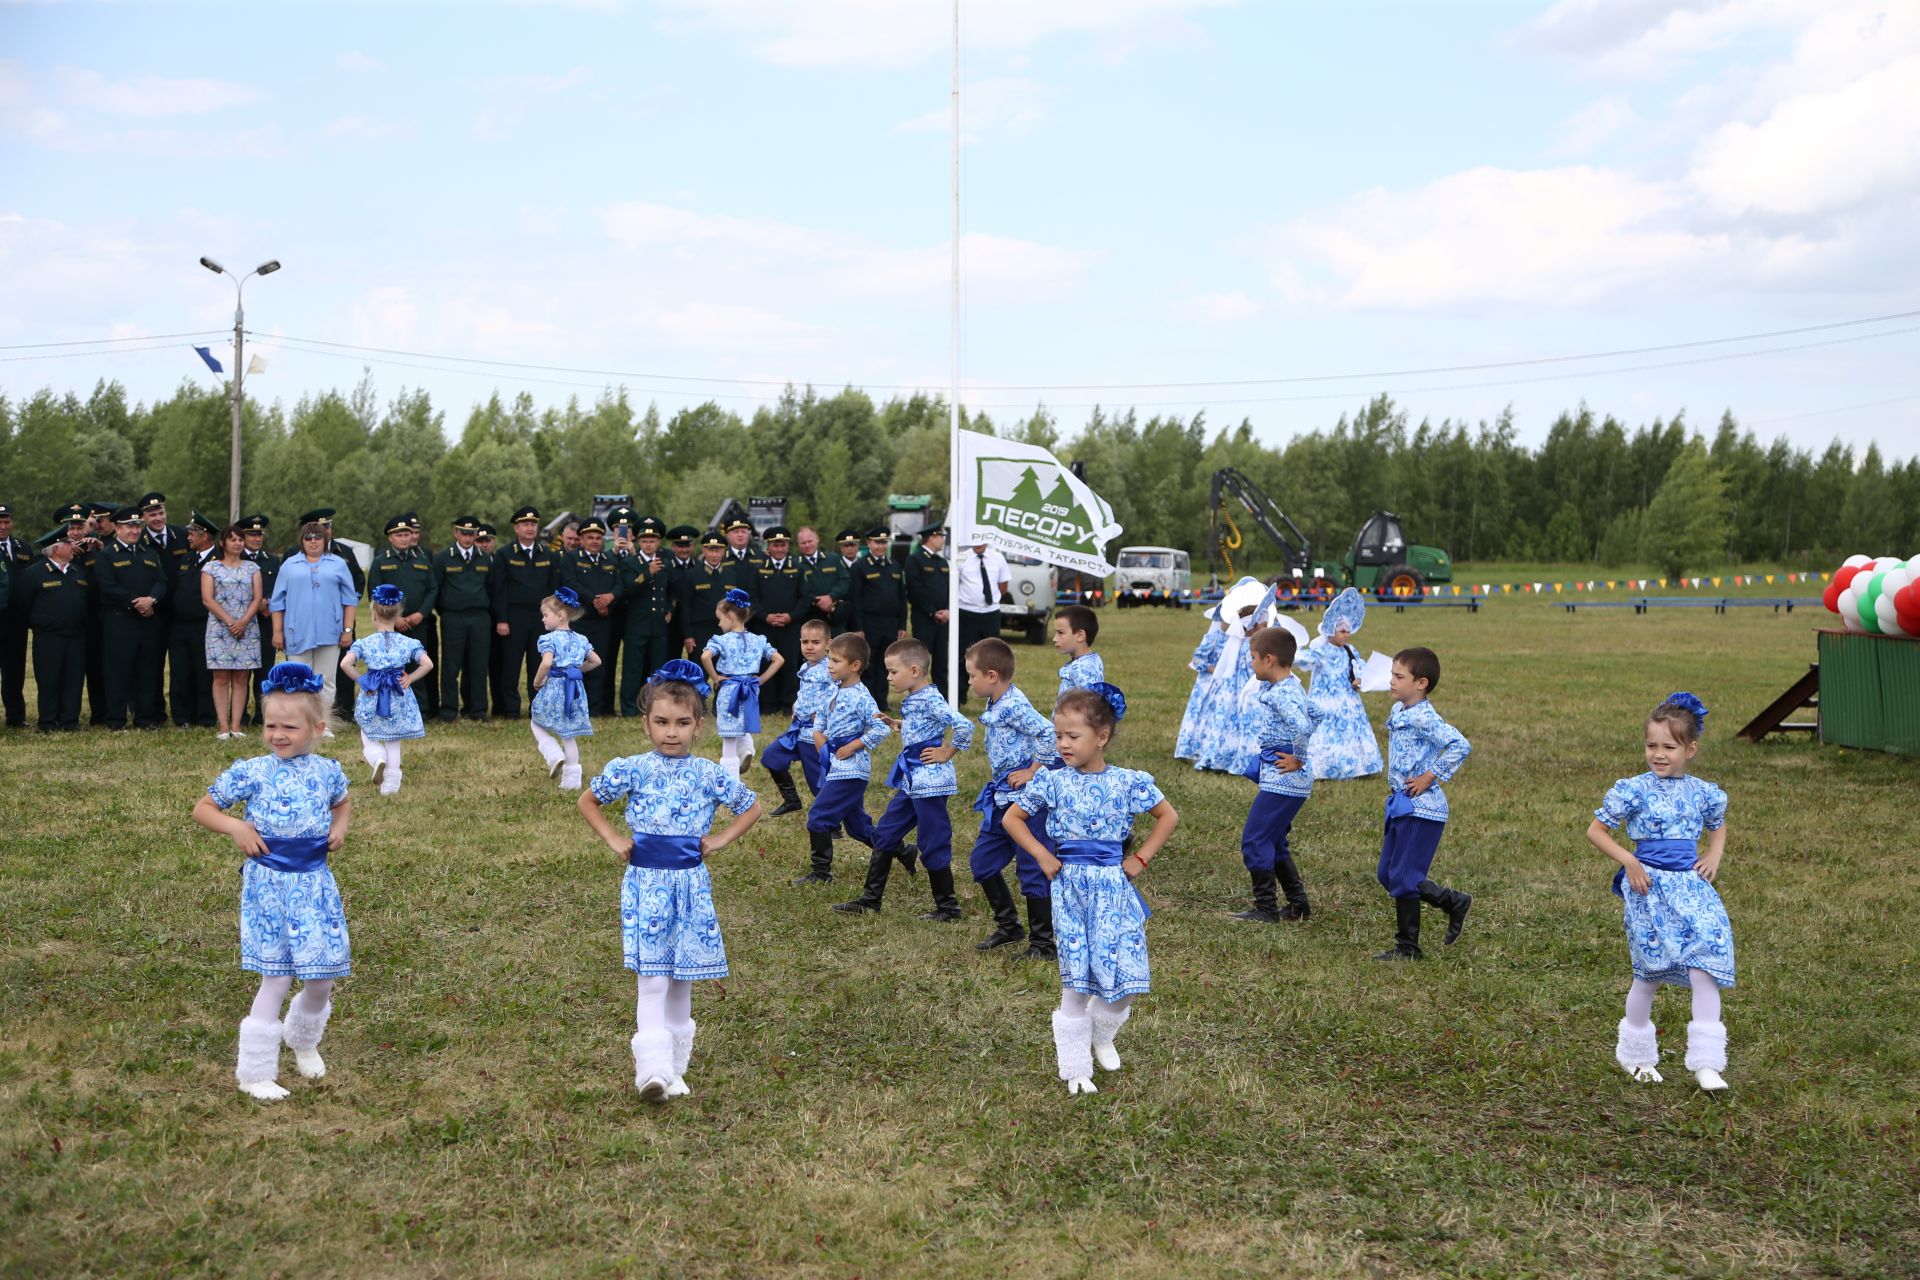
[973,762,1033,828]
[818,731,860,768]
[773,722,805,754]
[1054,839,1151,917]
[1612,837,1698,897]
[360,665,405,718]
[1384,790,1417,820]
[553,664,586,716]
[256,835,329,873]
[719,674,761,732]
[1240,739,1296,783]
[886,737,946,790]
[629,833,704,870]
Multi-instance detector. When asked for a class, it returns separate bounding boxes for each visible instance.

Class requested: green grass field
[3,601,1915,1278]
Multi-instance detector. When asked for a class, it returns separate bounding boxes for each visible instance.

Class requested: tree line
[3,377,1913,576]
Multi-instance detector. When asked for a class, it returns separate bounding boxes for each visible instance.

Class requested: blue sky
[2,0,1916,455]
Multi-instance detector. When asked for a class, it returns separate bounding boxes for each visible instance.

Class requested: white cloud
[1175,290,1263,323]
[1264,166,1740,308]
[54,67,261,116]
[337,51,385,73]
[1510,0,1809,78]
[1692,56,1920,216]
[472,67,593,139]
[655,0,1234,70]
[600,200,1096,305]
[894,76,1055,142]
[319,115,412,142]
[1554,96,1641,154]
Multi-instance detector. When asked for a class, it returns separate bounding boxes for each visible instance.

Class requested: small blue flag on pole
[194,345,224,373]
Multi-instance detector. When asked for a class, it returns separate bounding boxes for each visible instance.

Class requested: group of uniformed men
[0,496,964,732]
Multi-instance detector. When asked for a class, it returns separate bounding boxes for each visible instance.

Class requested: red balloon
[1823,580,1845,612]
[1898,582,1920,612]
[1835,564,1862,590]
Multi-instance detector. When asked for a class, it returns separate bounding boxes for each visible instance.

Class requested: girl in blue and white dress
[576,661,762,1103]
[1190,577,1263,775]
[191,663,353,1102]
[1586,692,1735,1093]
[1294,587,1383,779]
[701,588,783,783]
[1173,614,1227,760]
[339,584,432,797]
[531,589,601,791]
[1005,684,1179,1096]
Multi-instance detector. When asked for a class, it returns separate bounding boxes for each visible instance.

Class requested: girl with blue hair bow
[340,583,433,796]
[701,588,784,783]
[531,588,601,790]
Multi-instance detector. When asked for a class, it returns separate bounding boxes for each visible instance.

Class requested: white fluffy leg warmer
[533,723,564,775]
[631,1027,675,1101]
[1615,1018,1659,1070]
[1089,1001,1132,1072]
[667,1020,696,1098]
[283,1001,332,1079]
[1052,1008,1095,1092]
[360,730,384,777]
[236,1016,288,1099]
[1685,1020,1727,1074]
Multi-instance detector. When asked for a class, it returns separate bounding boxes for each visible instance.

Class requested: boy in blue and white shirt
[1051,604,1105,704]
[760,619,834,816]
[1376,646,1473,960]
[834,637,974,920]
[798,633,891,886]
[1235,626,1317,923]
[964,636,1062,959]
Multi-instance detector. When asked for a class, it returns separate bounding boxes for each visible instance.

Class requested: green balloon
[1859,570,1885,633]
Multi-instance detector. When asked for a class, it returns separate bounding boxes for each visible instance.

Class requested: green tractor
[1208,469,1452,599]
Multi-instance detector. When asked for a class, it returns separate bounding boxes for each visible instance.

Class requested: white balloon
[1843,554,1873,569]
[1872,556,1903,572]
[1876,595,1910,637]
[1908,553,1920,573]
[1884,567,1914,597]
[1838,586,1865,631]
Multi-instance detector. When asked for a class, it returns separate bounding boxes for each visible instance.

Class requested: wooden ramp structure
[1738,664,1820,742]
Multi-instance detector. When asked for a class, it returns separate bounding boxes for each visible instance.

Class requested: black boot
[892,843,920,877]
[1022,895,1057,960]
[793,829,835,885]
[1275,855,1312,921]
[1232,869,1282,923]
[974,874,1026,949]
[768,768,804,817]
[833,847,893,913]
[920,866,963,921]
[1419,878,1472,945]
[1373,895,1423,960]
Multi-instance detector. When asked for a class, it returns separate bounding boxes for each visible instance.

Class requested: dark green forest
[4,378,1914,576]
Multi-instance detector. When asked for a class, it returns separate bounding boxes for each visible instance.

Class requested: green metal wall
[1818,630,1920,756]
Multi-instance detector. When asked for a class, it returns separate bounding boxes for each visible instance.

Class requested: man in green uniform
[751,525,807,715]
[615,515,673,715]
[662,524,700,660]
[848,525,906,712]
[906,522,952,698]
[241,514,280,722]
[434,515,493,721]
[680,530,731,659]
[720,515,761,592]
[490,504,554,718]
[94,505,171,729]
[600,505,638,701]
[804,528,859,636]
[24,529,90,731]
[60,503,108,725]
[135,492,190,720]
[562,516,623,716]
[166,510,219,727]
[367,512,440,720]
[0,502,37,728]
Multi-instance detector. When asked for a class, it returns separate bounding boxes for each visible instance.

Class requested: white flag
[247,354,268,374]
[952,428,1122,576]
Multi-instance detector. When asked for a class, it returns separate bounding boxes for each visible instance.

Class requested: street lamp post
[198,256,281,522]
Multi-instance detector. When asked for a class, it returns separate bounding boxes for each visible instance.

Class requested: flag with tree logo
[954,429,1123,575]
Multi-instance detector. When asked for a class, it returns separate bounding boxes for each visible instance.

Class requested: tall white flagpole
[946,0,964,708]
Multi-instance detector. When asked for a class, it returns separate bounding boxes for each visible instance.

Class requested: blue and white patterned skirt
[621,864,728,980]
[1173,670,1212,760]
[1621,867,1736,988]
[353,684,426,741]
[240,859,352,979]
[1054,864,1150,1001]
[532,680,594,738]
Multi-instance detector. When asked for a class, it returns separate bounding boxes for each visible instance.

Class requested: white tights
[1059,990,1133,1020]
[719,734,754,780]
[249,975,333,1021]
[531,724,579,767]
[1624,970,1721,1027]
[359,732,402,770]
[635,974,693,1033]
